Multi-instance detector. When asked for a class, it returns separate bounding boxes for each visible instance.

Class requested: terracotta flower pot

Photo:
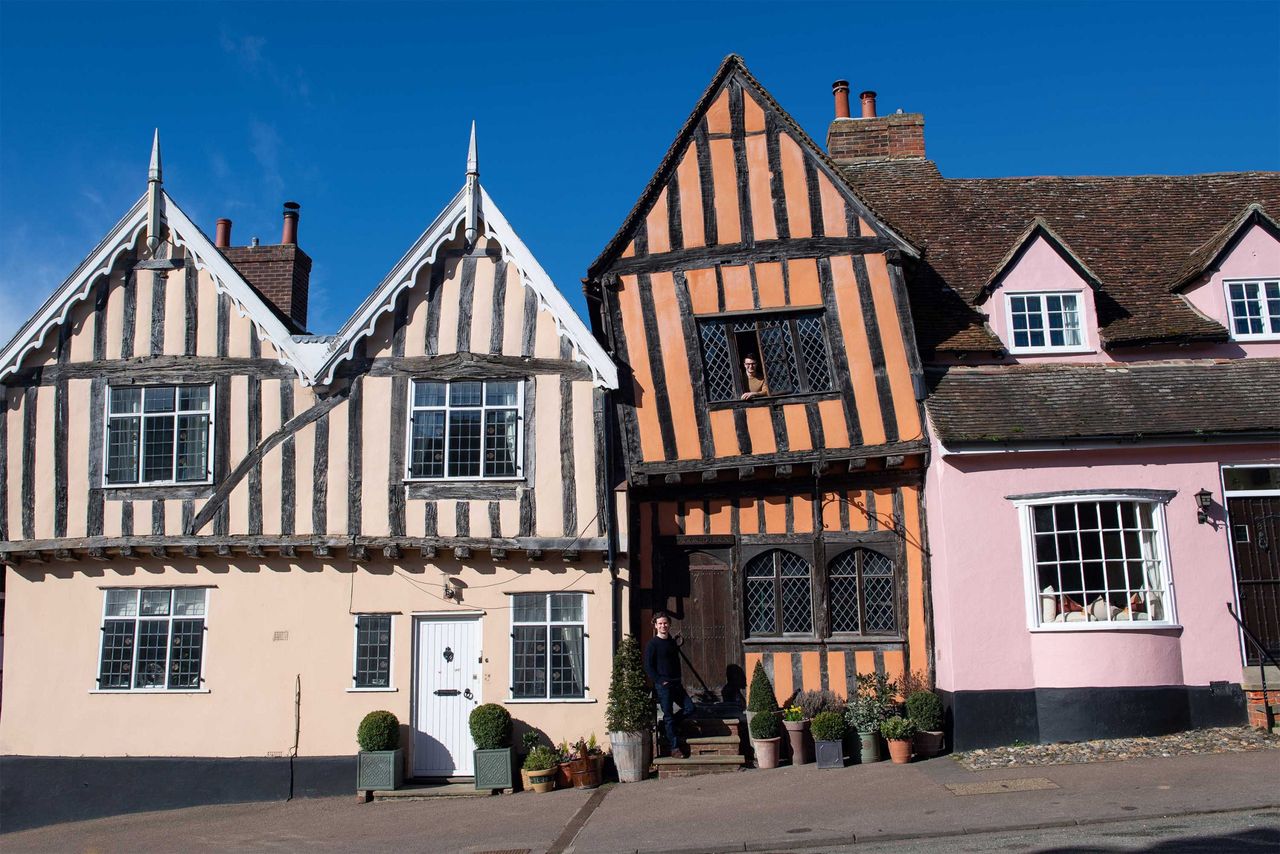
[887,737,913,764]
[555,761,573,789]
[783,719,811,765]
[752,736,782,769]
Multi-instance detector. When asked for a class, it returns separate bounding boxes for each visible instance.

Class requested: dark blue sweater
[644,634,682,685]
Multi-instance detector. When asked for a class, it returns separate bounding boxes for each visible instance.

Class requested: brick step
[685,735,743,757]
[653,754,745,779]
[673,717,741,739]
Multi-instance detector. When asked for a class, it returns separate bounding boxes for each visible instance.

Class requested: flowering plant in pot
[523,745,560,793]
[905,690,945,758]
[356,710,404,791]
[606,635,655,783]
[749,709,783,769]
[811,710,848,769]
[470,703,514,791]
[879,715,917,764]
[781,703,812,765]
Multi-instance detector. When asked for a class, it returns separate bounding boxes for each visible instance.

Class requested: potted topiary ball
[469,703,514,791]
[522,745,560,793]
[906,690,945,758]
[749,709,782,769]
[356,710,404,791]
[880,715,917,765]
[811,710,848,769]
[606,635,656,782]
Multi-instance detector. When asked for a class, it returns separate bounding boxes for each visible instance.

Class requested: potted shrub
[880,715,917,764]
[746,660,777,730]
[522,745,559,793]
[568,735,605,789]
[469,703,514,791]
[518,730,541,791]
[906,690,945,758]
[606,635,655,783]
[749,709,782,769]
[782,704,811,765]
[811,710,848,769]
[847,695,883,764]
[356,710,404,791]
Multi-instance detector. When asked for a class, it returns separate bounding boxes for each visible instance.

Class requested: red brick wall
[826,114,926,164]
[221,244,312,329]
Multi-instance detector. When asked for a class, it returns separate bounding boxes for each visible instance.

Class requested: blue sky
[2,1,1277,344]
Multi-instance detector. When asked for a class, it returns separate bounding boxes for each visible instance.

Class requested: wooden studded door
[665,547,741,704]
[1229,496,1280,665]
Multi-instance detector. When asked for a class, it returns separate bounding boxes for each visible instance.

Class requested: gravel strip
[954,726,1280,770]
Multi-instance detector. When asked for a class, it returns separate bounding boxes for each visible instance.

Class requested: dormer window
[1006,292,1084,352]
[1225,279,1280,339]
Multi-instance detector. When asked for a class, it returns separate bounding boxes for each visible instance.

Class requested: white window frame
[103,384,215,487]
[1223,278,1280,340]
[1014,493,1177,632]
[1004,290,1089,354]
[350,613,396,692]
[94,587,211,692]
[507,592,589,702]
[404,379,525,481]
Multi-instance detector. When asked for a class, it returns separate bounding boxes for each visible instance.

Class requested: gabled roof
[585,54,917,283]
[976,217,1104,302]
[317,183,617,388]
[927,359,1280,447]
[1169,203,1280,292]
[844,161,1280,348]
[0,188,324,383]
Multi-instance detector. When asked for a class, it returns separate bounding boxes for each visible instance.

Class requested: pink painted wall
[1182,224,1280,357]
[982,236,1099,362]
[924,437,1278,694]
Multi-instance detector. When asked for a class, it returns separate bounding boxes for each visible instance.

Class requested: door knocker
[464,688,474,700]
[443,646,454,663]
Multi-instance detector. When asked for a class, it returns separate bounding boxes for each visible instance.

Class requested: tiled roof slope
[843,160,1280,350]
[926,359,1280,445]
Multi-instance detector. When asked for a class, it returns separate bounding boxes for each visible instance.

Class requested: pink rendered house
[834,90,1280,748]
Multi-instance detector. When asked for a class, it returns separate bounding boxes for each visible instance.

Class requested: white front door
[413,615,482,777]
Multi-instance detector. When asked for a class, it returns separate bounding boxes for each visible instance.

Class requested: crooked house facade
[2,56,1278,827]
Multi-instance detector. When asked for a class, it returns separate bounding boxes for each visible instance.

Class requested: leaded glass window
[97,588,207,690]
[408,380,522,479]
[511,592,586,699]
[106,385,212,485]
[743,550,813,637]
[697,312,833,402]
[354,614,393,688]
[829,548,898,636]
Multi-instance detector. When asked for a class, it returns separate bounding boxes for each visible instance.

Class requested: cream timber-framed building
[0,129,625,830]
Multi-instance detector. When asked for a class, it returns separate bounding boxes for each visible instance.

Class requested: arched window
[828,548,897,635]
[744,550,813,636]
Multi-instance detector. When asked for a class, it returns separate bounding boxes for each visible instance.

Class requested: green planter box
[357,748,404,791]
[473,747,514,791]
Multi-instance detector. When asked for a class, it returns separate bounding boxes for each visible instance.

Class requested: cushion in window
[1040,586,1058,623]
[1059,594,1084,614]
[1088,597,1121,622]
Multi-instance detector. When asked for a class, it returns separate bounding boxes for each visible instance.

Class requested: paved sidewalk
[3,749,1278,853]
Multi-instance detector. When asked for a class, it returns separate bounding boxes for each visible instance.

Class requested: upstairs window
[698,312,832,402]
[1007,292,1083,351]
[1225,279,1280,339]
[97,588,207,691]
[105,385,213,485]
[407,380,522,480]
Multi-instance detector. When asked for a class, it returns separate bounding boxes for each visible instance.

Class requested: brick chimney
[219,202,312,330]
[825,85,925,165]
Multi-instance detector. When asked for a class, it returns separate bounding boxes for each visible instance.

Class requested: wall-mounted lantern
[1195,488,1214,524]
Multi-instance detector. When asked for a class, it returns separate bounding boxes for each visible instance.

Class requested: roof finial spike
[466,120,478,178]
[149,128,163,184]
[464,121,480,245]
[147,129,163,254]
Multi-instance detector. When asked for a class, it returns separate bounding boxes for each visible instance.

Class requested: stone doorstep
[654,754,746,779]
[369,782,493,801]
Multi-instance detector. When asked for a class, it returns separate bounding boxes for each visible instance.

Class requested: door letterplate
[433,688,461,696]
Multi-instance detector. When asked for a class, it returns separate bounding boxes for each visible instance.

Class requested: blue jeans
[656,681,695,752]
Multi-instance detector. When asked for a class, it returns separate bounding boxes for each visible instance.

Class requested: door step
[686,735,743,757]
[653,754,745,779]
[369,782,492,801]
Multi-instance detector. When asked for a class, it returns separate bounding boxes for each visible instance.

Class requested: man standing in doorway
[644,611,696,758]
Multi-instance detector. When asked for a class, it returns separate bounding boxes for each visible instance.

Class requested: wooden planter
[887,738,913,764]
[357,748,404,791]
[609,731,651,783]
[814,739,846,769]
[569,754,605,789]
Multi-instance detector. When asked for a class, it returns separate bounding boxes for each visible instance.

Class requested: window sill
[707,391,841,411]
[1006,347,1095,356]
[90,688,211,694]
[504,697,597,704]
[405,481,525,501]
[348,687,398,693]
[1228,334,1280,342]
[743,636,821,645]
[1029,622,1182,634]
[99,483,215,500]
